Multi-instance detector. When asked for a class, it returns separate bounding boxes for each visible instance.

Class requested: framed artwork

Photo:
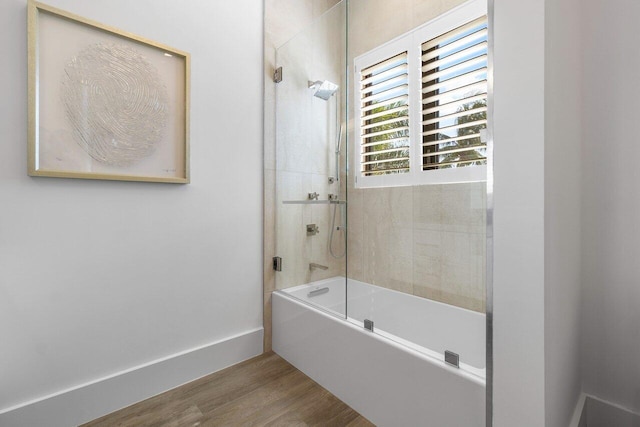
[28,0,190,183]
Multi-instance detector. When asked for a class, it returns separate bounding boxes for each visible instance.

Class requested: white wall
[492,0,546,425]
[496,0,640,423]
[543,0,583,425]
[0,0,263,418]
[581,0,640,414]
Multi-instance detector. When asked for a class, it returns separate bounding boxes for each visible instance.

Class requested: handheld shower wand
[329,110,346,259]
[334,123,344,183]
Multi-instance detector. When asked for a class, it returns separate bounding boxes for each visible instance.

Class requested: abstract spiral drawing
[29,1,189,183]
[61,43,169,167]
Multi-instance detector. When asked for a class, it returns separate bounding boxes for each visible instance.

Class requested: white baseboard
[0,328,263,427]
[569,392,587,427]
[569,392,640,427]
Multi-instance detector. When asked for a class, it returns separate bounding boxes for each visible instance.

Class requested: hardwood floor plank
[301,393,361,426]
[177,353,296,410]
[261,387,332,426]
[199,369,316,424]
[345,416,377,427]
[262,387,364,427]
[81,352,373,427]
[83,401,203,427]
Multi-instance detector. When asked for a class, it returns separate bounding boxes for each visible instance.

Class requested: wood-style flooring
[81,352,374,427]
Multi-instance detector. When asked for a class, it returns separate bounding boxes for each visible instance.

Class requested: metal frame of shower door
[485,0,495,425]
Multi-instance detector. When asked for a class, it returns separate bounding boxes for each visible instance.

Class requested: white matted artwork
[28,0,190,183]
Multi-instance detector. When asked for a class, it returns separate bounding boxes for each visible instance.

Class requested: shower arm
[333,92,343,182]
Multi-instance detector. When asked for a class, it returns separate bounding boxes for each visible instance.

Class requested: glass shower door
[273,2,348,318]
[344,0,488,377]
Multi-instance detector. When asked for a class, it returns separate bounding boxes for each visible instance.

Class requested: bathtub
[272,276,485,426]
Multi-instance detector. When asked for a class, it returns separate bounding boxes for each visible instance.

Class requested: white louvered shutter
[359,52,410,176]
[421,16,488,170]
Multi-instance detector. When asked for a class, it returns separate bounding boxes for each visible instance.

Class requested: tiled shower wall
[346,0,486,312]
[347,183,486,312]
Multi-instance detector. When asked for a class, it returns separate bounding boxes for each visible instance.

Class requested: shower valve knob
[306,224,319,236]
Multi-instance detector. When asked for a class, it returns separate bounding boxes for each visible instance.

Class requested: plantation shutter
[421,16,488,170]
[359,52,410,176]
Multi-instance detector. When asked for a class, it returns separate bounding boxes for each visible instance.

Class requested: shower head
[308,80,339,100]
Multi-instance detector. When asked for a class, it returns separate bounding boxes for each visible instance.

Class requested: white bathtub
[272,276,486,426]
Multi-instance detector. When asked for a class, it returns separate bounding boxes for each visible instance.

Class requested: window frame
[353,0,488,189]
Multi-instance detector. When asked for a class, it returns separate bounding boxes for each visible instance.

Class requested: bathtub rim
[283,275,486,318]
[273,287,486,386]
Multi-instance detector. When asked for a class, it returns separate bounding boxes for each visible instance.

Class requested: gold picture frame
[28,0,190,183]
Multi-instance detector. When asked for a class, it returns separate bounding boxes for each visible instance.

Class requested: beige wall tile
[313,0,341,19]
[266,0,313,49]
[413,184,444,230]
[348,0,414,57]
[264,169,276,295]
[264,46,277,173]
[349,182,486,313]
[348,0,468,58]
[412,0,468,29]
[346,188,364,280]
[263,291,273,352]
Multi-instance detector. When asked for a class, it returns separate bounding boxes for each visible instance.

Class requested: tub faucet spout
[309,262,329,271]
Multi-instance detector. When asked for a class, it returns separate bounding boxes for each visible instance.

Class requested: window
[354,0,488,188]
[359,52,410,177]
